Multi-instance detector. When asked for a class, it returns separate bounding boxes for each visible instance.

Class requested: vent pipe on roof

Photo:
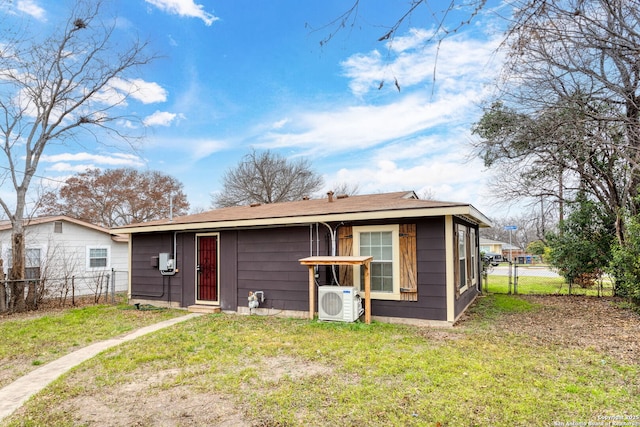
[327,191,334,202]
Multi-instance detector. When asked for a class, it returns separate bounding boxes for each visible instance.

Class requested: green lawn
[484,274,615,296]
[0,302,186,388]
[1,295,638,426]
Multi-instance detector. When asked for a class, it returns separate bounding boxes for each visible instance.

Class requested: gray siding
[220,231,238,311]
[130,232,196,307]
[130,232,182,304]
[236,227,320,312]
[128,216,478,322]
[368,218,448,321]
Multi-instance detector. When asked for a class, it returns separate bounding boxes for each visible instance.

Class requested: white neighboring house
[0,216,129,300]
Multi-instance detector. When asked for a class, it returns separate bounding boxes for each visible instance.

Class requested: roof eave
[116,205,492,234]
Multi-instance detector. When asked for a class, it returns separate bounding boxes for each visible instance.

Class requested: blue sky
[3,0,508,217]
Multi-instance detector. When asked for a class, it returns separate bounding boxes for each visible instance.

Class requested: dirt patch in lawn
[22,357,336,426]
[59,368,250,427]
[259,355,334,382]
[461,295,640,365]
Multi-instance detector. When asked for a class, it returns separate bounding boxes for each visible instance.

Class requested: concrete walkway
[0,313,202,422]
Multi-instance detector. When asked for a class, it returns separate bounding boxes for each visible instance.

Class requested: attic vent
[250,203,261,207]
[54,221,63,233]
[336,194,349,199]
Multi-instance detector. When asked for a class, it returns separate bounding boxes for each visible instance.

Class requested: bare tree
[480,210,557,251]
[0,259,5,312]
[40,168,190,227]
[331,182,360,197]
[213,149,324,207]
[418,188,437,200]
[474,0,640,244]
[0,1,155,312]
[311,1,488,89]
[40,243,80,307]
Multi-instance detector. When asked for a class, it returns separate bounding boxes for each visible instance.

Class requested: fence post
[514,264,518,295]
[508,261,513,295]
[483,268,488,293]
[105,273,110,304]
[111,268,116,304]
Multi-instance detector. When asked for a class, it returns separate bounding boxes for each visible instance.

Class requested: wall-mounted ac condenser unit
[318,286,363,322]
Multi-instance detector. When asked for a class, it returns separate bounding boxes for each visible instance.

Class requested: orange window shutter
[399,224,418,301]
[337,225,353,286]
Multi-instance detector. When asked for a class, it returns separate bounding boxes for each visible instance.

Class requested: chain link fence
[482,262,614,297]
[1,269,129,312]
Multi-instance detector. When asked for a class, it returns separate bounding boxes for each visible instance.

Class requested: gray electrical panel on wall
[159,252,174,272]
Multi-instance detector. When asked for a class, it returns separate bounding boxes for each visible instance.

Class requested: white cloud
[341,30,503,97]
[41,152,145,168]
[272,118,289,129]
[16,0,46,21]
[327,147,493,210]
[191,139,227,160]
[145,0,219,26]
[144,110,179,127]
[261,92,477,155]
[108,78,167,104]
[386,28,435,53]
[46,162,97,173]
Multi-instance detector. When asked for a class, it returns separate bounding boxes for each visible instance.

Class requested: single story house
[479,238,504,262]
[116,191,492,326]
[480,238,503,256]
[480,238,527,263]
[0,216,129,300]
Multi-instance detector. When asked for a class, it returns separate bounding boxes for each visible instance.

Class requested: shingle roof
[0,215,128,242]
[116,191,492,233]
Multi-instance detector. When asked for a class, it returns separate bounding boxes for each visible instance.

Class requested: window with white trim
[353,224,401,300]
[25,248,41,280]
[470,228,477,286]
[87,247,109,269]
[3,247,43,278]
[458,226,467,291]
[456,223,479,294]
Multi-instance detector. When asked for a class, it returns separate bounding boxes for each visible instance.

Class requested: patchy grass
[0,304,186,388]
[465,294,540,327]
[485,274,615,296]
[3,298,639,427]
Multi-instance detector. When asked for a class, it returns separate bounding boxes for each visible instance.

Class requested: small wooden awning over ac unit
[298,256,374,324]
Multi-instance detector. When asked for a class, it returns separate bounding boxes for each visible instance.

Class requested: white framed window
[87,246,110,269]
[25,248,42,279]
[2,245,44,277]
[470,228,478,286]
[458,225,468,292]
[456,223,479,294]
[353,224,401,301]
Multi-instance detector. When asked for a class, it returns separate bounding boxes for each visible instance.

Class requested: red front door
[197,235,218,302]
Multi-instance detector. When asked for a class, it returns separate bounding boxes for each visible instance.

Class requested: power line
[0,164,70,185]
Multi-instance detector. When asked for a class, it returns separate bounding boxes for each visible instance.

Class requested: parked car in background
[483,252,502,267]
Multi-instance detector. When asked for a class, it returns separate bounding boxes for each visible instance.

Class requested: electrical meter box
[159,253,174,272]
